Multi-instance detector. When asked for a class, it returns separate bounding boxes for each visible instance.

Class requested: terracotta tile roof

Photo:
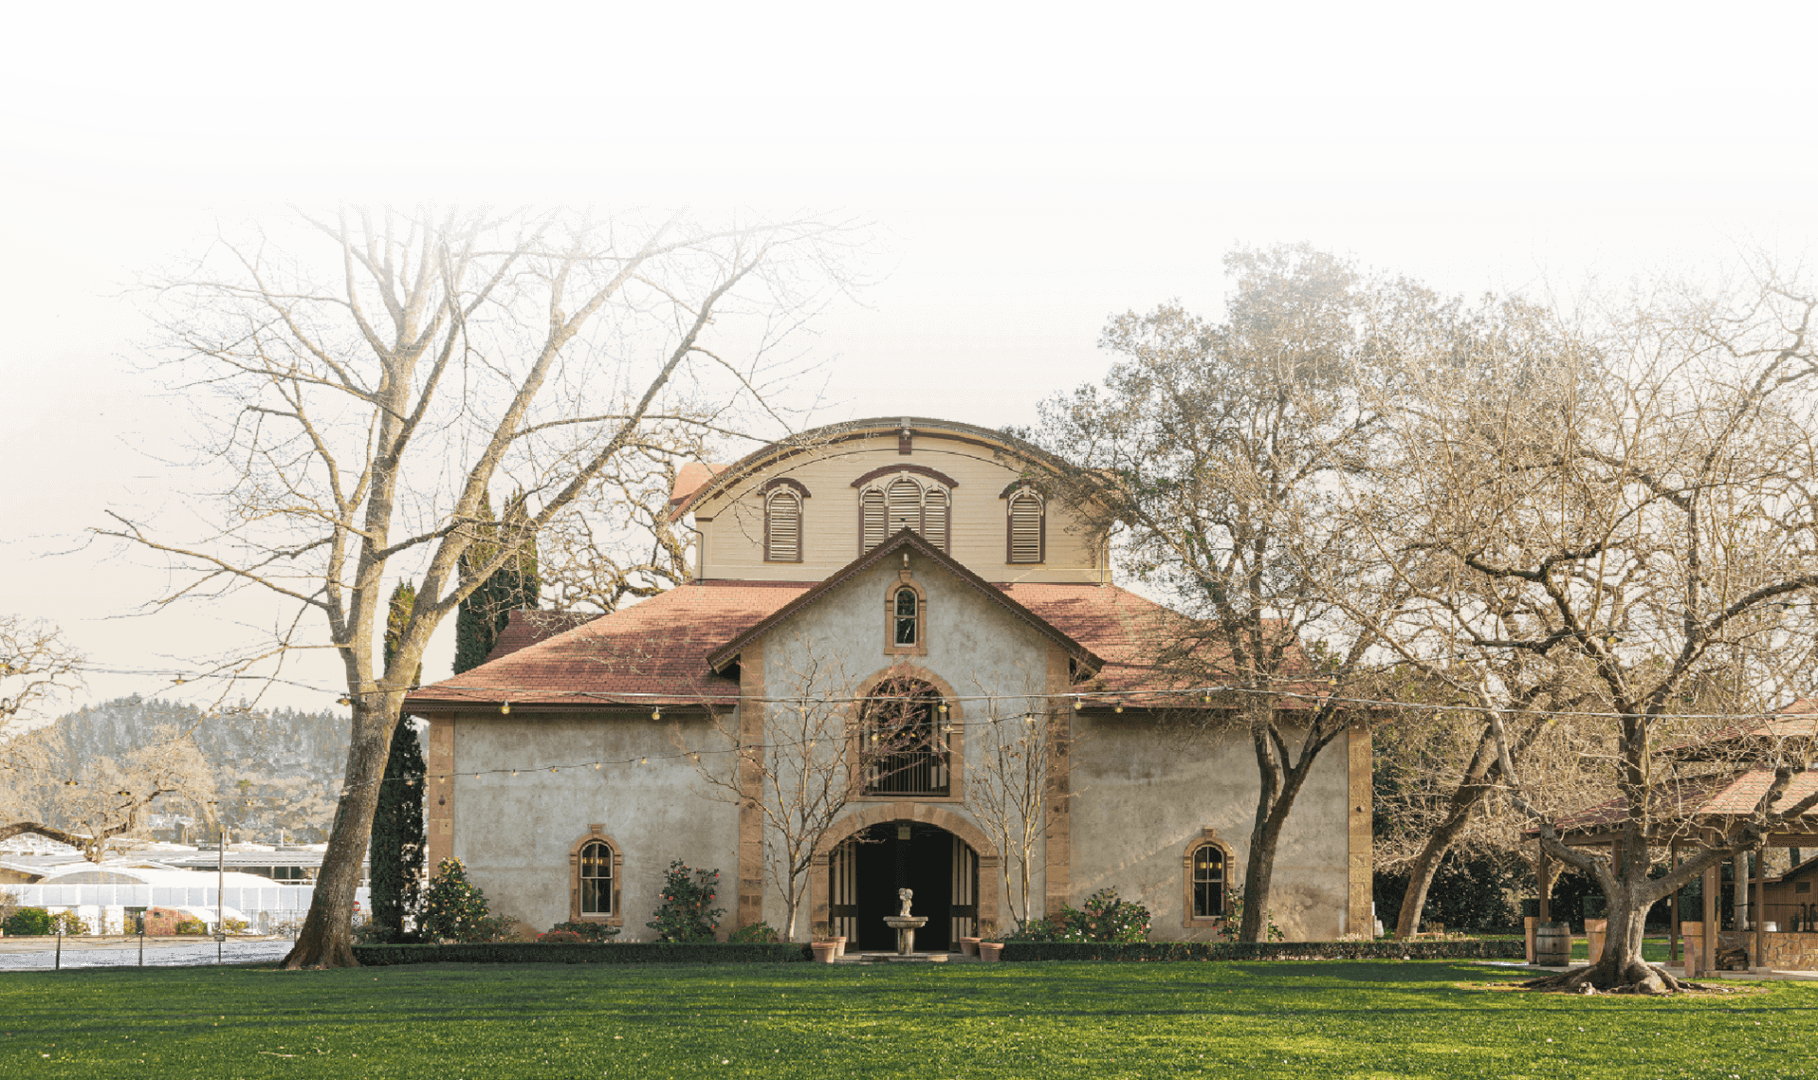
[484,610,597,664]
[1546,769,1818,836]
[1668,699,1818,760]
[406,551,1319,714]
[665,462,727,516]
[403,581,814,712]
[1004,583,1320,709]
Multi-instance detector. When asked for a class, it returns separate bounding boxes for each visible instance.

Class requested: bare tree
[0,723,216,861]
[967,695,1068,929]
[101,206,860,967]
[1035,246,1428,940]
[0,616,83,733]
[682,636,911,940]
[1362,268,1818,991]
[540,432,707,613]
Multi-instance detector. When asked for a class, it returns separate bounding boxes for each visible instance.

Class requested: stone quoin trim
[1182,827,1234,927]
[567,825,625,926]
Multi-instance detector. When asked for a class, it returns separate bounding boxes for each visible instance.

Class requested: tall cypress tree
[454,492,542,675]
[369,580,426,940]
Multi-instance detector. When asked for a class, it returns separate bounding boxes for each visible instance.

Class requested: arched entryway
[813,805,999,951]
[829,822,979,952]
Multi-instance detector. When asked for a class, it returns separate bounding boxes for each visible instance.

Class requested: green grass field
[2,959,1812,1079]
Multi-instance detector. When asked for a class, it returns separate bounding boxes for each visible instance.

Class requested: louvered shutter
[766,491,801,562]
[861,488,886,552]
[887,478,921,537]
[1008,490,1043,563]
[923,487,949,551]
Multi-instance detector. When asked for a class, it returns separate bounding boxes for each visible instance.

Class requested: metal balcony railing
[864,747,950,796]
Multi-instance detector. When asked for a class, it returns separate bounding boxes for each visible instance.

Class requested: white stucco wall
[1069,713,1353,940]
[449,713,738,939]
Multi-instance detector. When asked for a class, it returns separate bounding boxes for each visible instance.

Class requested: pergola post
[1668,841,1679,963]
[1702,862,1718,975]
[1537,843,1550,924]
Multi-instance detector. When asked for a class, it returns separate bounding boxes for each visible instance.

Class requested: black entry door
[852,822,953,952]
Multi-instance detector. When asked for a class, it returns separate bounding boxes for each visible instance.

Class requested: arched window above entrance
[860,677,949,797]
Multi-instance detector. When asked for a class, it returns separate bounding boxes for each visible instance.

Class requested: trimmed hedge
[353,942,811,966]
[1001,939,1527,963]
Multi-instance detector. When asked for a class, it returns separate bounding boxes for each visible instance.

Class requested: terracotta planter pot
[811,941,839,964]
[832,936,848,958]
[978,941,1004,963]
[958,936,981,958]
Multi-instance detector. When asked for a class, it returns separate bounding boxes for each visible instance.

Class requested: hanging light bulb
[1114,704,1124,713]
[549,767,557,774]
[593,762,602,770]
[500,702,512,715]
[639,756,649,766]
[937,703,948,713]
[1073,699,1083,711]
[337,695,351,707]
[652,706,662,720]
[511,770,519,777]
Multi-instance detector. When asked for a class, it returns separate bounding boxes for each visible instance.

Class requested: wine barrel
[1535,922,1572,966]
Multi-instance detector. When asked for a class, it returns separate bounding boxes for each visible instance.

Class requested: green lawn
[2,959,1813,1079]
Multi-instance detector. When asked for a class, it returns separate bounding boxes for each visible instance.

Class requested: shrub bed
[1002,939,1527,962]
[353,941,811,966]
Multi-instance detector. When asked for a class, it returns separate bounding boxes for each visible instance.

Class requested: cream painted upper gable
[690,431,1107,584]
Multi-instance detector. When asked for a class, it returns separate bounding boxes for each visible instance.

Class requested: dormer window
[856,469,955,554]
[1005,486,1045,564]
[763,479,809,563]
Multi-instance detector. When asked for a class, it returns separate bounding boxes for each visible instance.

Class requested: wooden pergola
[1539,768,1818,974]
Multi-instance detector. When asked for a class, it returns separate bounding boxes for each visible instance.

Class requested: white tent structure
[9,863,368,934]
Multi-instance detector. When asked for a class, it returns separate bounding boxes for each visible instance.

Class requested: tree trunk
[1393,803,1476,940]
[281,700,395,968]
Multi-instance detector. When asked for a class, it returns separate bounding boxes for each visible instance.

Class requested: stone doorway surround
[812,803,1000,940]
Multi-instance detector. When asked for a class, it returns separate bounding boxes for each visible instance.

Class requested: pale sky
[3,2,1815,716]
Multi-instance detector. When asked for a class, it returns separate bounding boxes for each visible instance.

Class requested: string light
[500,702,511,715]
[639,757,648,766]
[652,707,661,720]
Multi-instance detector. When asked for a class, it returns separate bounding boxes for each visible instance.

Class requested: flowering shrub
[547,920,621,942]
[728,921,780,944]
[646,861,724,942]
[1007,889,1151,943]
[174,917,209,936]
[420,857,511,943]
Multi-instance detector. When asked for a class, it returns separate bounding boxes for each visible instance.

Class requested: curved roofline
[666,417,1072,521]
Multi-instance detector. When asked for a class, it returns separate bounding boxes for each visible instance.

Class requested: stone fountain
[882,888,927,956]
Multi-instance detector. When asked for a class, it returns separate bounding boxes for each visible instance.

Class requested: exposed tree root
[1520,959,1724,995]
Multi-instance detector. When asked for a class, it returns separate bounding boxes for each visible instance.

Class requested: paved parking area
[0,936,295,970]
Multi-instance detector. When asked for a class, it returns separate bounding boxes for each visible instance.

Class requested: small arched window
[569,828,624,925]
[893,587,918,646]
[1191,843,1225,918]
[765,488,803,563]
[1183,831,1230,926]
[1006,488,1045,564]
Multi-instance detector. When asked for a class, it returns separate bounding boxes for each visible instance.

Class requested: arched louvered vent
[765,489,802,562]
[1007,488,1044,564]
[923,487,949,551]
[861,488,887,552]
[886,478,922,535]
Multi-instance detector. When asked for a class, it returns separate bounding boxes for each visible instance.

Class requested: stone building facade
[405,418,1372,944]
